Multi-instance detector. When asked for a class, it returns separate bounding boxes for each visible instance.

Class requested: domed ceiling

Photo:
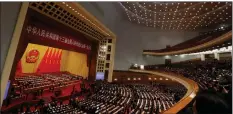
[119,2,232,30]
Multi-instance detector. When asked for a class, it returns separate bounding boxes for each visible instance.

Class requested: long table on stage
[22,80,80,94]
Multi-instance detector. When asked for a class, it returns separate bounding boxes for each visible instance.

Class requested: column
[1,3,29,106]
[214,53,220,60]
[201,54,205,61]
[108,38,116,82]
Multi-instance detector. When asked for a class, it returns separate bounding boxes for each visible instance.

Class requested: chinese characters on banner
[26,25,92,51]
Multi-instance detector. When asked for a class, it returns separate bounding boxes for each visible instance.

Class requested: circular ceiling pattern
[119,2,232,30]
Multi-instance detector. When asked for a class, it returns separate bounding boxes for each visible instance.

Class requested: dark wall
[112,70,180,85]
[1,2,22,72]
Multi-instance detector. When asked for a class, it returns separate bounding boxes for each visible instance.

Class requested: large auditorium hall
[1,2,232,114]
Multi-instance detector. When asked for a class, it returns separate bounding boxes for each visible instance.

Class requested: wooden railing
[129,69,199,114]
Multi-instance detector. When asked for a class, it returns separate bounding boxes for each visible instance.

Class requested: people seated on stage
[1,72,87,113]
[13,73,82,93]
[11,72,81,97]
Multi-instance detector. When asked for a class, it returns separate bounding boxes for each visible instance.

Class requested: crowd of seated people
[14,75,51,91]
[158,59,231,92]
[151,83,187,102]
[6,78,228,114]
[3,85,88,114]
[75,82,187,114]
[43,74,81,85]
[144,59,232,113]
[4,61,231,114]
[45,104,83,114]
[3,73,83,108]
[128,84,177,114]
[14,73,82,91]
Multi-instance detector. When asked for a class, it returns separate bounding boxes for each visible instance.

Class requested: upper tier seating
[144,26,232,53]
[144,59,232,95]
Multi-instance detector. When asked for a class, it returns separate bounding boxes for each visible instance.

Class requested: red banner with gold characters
[24,22,92,54]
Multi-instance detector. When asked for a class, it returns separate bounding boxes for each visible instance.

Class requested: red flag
[51,48,57,72]
[58,50,63,72]
[55,49,61,72]
[37,47,50,73]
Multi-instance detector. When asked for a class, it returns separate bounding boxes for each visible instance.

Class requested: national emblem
[26,49,39,63]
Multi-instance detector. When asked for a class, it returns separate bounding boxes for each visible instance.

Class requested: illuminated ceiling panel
[119,2,232,30]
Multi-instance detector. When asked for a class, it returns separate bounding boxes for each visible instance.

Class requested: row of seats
[130,84,176,113]
[77,83,186,114]
[9,81,186,114]
[47,104,84,114]
[161,59,231,92]
[21,110,40,114]
[14,73,81,92]
[143,59,232,106]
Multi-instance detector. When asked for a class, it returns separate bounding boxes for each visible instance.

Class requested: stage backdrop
[16,43,89,78]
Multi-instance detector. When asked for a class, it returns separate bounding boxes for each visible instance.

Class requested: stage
[1,72,90,113]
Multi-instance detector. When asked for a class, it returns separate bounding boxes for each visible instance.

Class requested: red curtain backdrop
[15,60,22,75]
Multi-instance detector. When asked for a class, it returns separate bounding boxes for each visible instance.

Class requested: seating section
[5,73,188,114]
[15,75,50,89]
[76,83,186,114]
[21,110,40,114]
[47,104,84,114]
[128,84,176,114]
[17,82,184,114]
[144,26,232,53]
[6,73,83,104]
[14,73,82,92]
[145,59,232,93]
